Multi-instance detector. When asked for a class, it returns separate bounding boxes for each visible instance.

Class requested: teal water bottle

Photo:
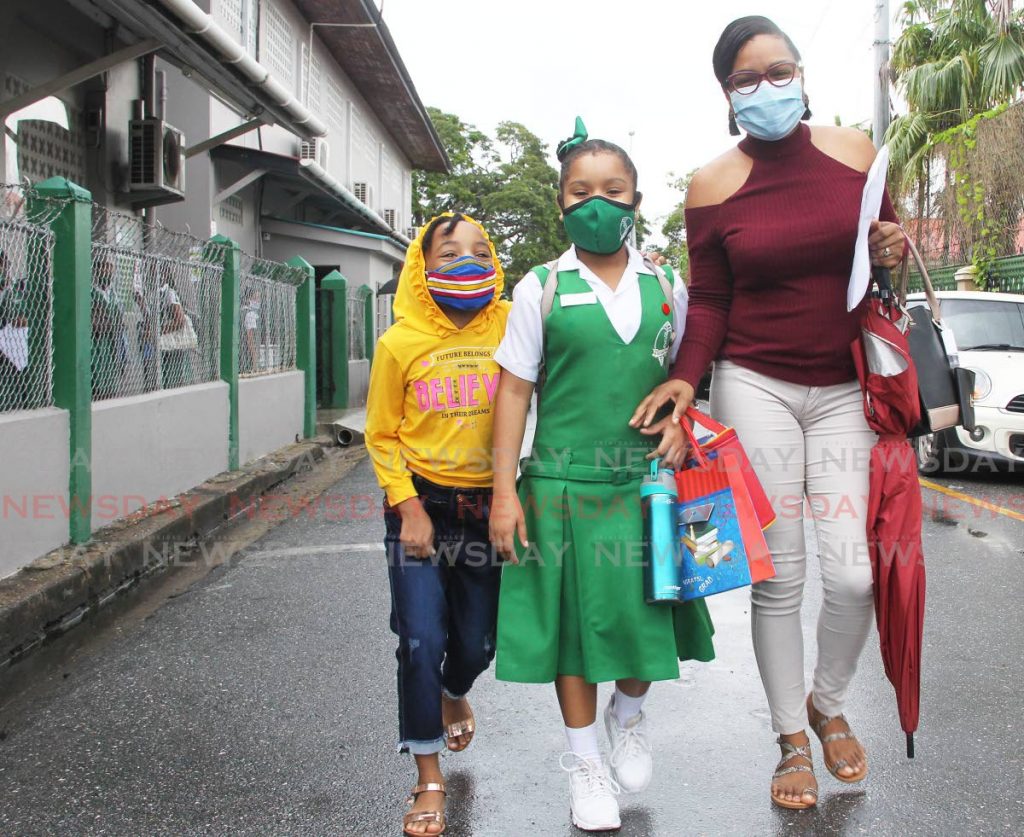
[641,458,683,605]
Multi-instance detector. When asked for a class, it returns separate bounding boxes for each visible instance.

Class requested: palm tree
[886,0,1024,259]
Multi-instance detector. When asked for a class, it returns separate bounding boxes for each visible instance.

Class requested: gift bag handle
[677,405,724,470]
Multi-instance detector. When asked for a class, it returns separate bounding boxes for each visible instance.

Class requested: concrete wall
[238,371,304,464]
[0,409,71,579]
[91,383,230,531]
[348,359,370,408]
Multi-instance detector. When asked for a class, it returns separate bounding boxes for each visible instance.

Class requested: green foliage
[887,0,1024,280]
[413,109,566,289]
[657,170,698,278]
[887,0,1024,189]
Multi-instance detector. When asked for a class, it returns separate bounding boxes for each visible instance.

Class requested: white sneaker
[559,751,621,832]
[603,696,653,793]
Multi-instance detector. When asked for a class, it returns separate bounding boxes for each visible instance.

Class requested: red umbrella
[850,267,926,758]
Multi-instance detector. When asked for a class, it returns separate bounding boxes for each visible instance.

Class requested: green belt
[519,457,648,485]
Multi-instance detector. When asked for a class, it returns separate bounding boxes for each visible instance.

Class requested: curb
[0,436,336,671]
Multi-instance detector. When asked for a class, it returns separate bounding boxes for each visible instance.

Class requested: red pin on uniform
[661,303,671,315]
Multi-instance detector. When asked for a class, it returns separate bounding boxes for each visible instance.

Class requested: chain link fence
[238,254,303,376]
[90,206,225,399]
[0,184,65,413]
[348,287,366,360]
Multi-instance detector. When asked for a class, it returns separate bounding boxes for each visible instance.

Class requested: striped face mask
[425,255,497,311]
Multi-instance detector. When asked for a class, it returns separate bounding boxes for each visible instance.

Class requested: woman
[631,16,905,811]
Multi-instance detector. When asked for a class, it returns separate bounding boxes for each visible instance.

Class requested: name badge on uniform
[559,292,598,308]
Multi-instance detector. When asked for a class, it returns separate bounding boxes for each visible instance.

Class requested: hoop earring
[728,109,740,136]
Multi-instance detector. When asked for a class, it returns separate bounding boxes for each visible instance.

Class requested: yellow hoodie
[365,214,510,506]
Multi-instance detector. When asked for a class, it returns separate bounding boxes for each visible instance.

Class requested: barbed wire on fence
[238,253,303,377]
[90,206,226,399]
[0,184,67,414]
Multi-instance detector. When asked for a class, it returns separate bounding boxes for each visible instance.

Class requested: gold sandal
[771,738,818,811]
[403,782,446,836]
[442,695,475,752]
[807,695,869,783]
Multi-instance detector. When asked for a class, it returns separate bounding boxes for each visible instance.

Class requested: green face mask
[561,195,638,255]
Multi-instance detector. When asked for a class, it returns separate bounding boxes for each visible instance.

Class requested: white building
[1,0,447,401]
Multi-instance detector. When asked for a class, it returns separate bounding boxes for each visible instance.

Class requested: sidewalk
[0,436,351,671]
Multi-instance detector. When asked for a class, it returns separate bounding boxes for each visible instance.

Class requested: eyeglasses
[725,62,801,95]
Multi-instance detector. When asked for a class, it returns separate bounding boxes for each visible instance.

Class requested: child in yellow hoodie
[365,212,510,836]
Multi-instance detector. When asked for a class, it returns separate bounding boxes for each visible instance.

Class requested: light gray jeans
[711,360,877,734]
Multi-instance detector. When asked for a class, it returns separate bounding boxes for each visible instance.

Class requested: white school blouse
[494,245,688,383]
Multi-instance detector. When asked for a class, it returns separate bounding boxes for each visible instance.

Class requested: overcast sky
[383,0,903,243]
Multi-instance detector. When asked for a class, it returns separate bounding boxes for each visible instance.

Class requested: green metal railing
[7,177,317,540]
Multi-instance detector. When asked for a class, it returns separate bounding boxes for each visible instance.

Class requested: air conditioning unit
[352,182,368,204]
[128,117,186,205]
[299,137,329,168]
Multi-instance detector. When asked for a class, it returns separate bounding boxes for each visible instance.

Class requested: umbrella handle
[907,732,915,759]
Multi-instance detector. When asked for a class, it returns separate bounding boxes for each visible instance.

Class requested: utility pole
[873,0,891,149]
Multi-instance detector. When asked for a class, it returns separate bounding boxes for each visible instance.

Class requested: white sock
[565,722,602,763]
[612,688,648,728]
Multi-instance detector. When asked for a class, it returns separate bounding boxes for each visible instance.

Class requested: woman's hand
[640,415,690,469]
[489,491,527,564]
[642,250,668,267]
[395,497,435,558]
[869,220,904,269]
[630,379,696,428]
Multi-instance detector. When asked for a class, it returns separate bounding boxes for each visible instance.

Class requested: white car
[905,291,1024,474]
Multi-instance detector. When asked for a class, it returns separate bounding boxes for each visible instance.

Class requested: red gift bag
[675,409,776,584]
[679,407,776,531]
[675,447,776,586]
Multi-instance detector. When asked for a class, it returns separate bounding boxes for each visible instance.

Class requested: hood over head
[391,212,506,337]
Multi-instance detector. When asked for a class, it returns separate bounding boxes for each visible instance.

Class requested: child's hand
[489,491,527,564]
[640,415,690,469]
[396,498,435,558]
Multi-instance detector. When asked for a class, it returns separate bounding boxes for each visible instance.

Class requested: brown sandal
[807,694,869,783]
[403,782,446,836]
[771,739,818,811]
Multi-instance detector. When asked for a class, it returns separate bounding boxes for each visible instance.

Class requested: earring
[728,109,740,136]
[802,94,812,121]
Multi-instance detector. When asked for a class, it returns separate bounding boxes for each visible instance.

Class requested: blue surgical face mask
[730,79,805,142]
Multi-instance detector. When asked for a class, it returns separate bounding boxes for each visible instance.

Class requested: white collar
[556,244,648,278]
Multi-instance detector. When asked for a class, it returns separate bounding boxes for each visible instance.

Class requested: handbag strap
[895,227,942,323]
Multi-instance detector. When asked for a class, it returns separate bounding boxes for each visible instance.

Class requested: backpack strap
[534,258,559,394]
[644,258,675,326]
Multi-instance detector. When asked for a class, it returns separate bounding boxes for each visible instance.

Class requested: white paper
[0,325,29,371]
[848,144,890,311]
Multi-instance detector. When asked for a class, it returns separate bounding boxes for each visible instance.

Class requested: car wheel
[915,432,945,475]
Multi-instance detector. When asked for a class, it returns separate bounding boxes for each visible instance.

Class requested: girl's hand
[869,220,904,269]
[630,379,695,428]
[489,491,527,564]
[396,498,435,558]
[640,415,690,469]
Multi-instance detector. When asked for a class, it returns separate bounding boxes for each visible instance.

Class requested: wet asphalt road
[0,452,1022,837]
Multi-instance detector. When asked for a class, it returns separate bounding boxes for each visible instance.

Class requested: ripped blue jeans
[384,474,501,755]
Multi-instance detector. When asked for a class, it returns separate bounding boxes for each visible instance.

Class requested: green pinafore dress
[496,263,715,684]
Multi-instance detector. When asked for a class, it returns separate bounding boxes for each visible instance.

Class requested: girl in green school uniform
[489,119,715,832]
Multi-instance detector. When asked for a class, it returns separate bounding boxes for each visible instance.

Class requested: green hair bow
[556,116,588,160]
